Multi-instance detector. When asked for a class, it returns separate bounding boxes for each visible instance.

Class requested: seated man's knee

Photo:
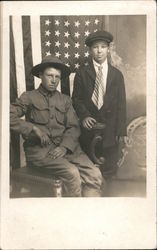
[88,166,103,188]
[68,166,81,183]
[63,165,81,197]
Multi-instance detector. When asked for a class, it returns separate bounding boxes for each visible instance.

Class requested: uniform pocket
[30,103,49,124]
[55,106,66,125]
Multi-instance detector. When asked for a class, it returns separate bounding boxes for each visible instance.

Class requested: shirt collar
[93,58,108,70]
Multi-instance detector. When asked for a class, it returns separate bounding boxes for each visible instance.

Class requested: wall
[109,15,146,123]
[107,16,146,181]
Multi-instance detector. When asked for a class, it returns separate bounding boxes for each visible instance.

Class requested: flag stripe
[10,17,21,169]
[12,16,26,96]
[22,16,34,91]
[30,16,42,89]
[10,16,18,102]
[69,73,75,96]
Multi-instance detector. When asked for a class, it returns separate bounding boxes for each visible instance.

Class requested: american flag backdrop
[10,15,108,102]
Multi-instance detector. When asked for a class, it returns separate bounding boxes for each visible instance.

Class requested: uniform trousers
[28,150,102,197]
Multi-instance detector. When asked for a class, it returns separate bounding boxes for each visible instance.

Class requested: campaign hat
[85,30,113,47]
[31,55,71,79]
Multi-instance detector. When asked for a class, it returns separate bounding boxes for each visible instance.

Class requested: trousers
[29,151,102,197]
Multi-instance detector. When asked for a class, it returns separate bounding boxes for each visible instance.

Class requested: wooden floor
[102,179,146,197]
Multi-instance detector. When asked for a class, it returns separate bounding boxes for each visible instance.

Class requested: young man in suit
[72,30,127,177]
[10,56,102,197]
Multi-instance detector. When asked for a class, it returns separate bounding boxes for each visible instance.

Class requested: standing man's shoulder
[109,63,123,76]
[109,63,125,85]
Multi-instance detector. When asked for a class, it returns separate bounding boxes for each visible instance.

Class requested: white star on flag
[85,62,89,66]
[84,51,89,57]
[75,21,80,27]
[64,31,70,38]
[85,20,90,26]
[64,21,70,27]
[75,63,80,69]
[64,42,70,48]
[55,51,61,58]
[45,19,51,25]
[45,30,51,36]
[75,42,80,48]
[55,30,60,37]
[94,19,99,25]
[64,52,70,59]
[85,30,90,36]
[94,29,98,32]
[45,41,51,47]
[75,52,80,58]
[55,41,61,47]
[74,32,80,38]
[46,51,51,56]
[55,20,60,26]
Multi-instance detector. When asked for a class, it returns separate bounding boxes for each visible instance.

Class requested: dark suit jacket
[72,59,127,148]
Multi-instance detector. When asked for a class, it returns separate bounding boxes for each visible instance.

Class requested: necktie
[92,65,104,110]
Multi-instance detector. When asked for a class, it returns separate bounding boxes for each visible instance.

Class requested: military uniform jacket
[72,59,127,147]
[10,84,81,162]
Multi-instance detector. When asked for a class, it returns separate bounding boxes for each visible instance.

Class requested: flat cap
[85,30,113,47]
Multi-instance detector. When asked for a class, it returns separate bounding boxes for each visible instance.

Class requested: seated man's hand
[48,146,67,159]
[32,126,51,147]
[82,117,96,130]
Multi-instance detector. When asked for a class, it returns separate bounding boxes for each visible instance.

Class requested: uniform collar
[38,84,56,97]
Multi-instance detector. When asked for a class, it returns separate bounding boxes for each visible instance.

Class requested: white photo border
[1,1,156,249]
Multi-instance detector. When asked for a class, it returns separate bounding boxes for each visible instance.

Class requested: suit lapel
[106,63,115,91]
[85,59,96,84]
[103,63,115,109]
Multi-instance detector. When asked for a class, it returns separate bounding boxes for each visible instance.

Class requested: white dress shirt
[93,59,108,95]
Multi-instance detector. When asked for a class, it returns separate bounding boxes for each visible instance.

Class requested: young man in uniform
[72,30,127,177]
[10,56,102,197]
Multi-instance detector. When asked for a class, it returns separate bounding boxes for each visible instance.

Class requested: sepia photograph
[0,1,156,249]
[10,14,146,198]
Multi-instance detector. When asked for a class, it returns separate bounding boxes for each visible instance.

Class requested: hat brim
[31,62,71,79]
